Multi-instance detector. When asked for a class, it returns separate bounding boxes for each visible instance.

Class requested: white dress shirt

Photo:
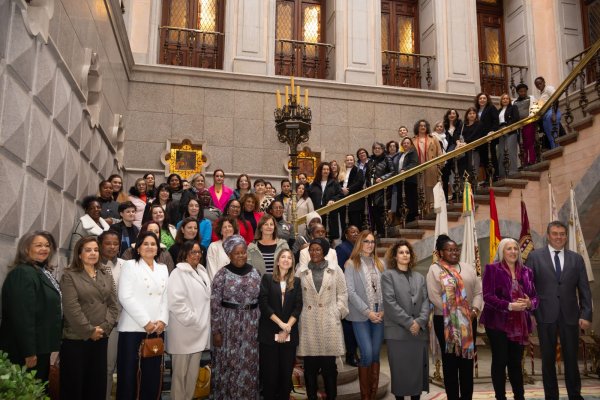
[548,244,565,274]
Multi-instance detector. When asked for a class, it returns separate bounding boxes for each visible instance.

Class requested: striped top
[257,243,277,274]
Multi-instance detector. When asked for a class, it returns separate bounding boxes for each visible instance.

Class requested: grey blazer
[527,247,592,325]
[381,269,429,341]
[61,267,119,340]
[344,259,382,322]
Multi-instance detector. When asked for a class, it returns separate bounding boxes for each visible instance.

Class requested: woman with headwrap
[426,234,482,400]
[210,235,261,399]
[296,237,349,400]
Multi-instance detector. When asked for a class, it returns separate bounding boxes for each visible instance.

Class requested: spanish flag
[489,188,501,262]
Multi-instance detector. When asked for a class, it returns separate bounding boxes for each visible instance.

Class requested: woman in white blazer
[167,241,211,400]
[117,231,169,400]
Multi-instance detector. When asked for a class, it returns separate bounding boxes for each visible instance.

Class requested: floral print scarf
[437,261,474,359]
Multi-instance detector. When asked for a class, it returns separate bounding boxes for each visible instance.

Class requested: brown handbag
[138,335,164,358]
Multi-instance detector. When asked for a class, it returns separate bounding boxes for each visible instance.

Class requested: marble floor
[379,344,600,399]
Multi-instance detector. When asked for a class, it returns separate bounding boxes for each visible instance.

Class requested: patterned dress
[210,265,261,399]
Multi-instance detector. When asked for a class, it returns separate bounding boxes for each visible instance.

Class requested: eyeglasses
[363,240,376,244]
[229,204,241,209]
[189,250,202,255]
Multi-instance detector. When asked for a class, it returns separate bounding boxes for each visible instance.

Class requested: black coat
[392,149,419,184]
[309,179,343,239]
[258,275,303,346]
[498,104,518,128]
[308,179,343,209]
[477,104,500,139]
[343,166,365,212]
[366,154,395,207]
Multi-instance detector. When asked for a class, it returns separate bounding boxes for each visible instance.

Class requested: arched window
[381,0,420,88]
[159,0,225,69]
[275,0,331,79]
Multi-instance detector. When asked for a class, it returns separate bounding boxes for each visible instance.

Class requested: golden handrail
[295,37,600,226]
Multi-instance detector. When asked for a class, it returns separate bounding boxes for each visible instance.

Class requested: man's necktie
[554,250,561,281]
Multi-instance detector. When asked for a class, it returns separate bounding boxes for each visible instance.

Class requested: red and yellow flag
[489,188,502,262]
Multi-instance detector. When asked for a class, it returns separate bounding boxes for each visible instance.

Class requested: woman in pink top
[209,169,234,212]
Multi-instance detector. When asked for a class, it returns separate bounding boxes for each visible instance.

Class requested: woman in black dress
[308,162,344,241]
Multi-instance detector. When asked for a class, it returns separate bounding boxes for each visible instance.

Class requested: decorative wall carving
[112,113,125,169]
[81,47,102,128]
[16,0,54,44]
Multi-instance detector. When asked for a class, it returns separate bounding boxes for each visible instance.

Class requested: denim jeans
[542,108,561,149]
[352,319,384,366]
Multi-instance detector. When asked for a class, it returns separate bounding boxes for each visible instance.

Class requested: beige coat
[296,262,349,357]
[415,134,443,206]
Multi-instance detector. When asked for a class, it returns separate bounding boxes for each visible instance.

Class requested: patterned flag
[549,173,558,221]
[489,188,502,263]
[518,199,534,264]
[460,181,481,276]
[569,187,594,281]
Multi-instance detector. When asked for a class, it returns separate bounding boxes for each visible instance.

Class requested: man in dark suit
[340,154,365,231]
[527,221,592,400]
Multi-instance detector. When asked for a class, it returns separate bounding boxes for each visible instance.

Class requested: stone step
[405,219,436,230]
[524,160,551,172]
[382,228,426,240]
[494,178,529,188]
[556,132,579,146]
[541,146,564,161]
[423,211,462,221]
[509,171,541,181]
[571,115,594,131]
[474,186,512,196]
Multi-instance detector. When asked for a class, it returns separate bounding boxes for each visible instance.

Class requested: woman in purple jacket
[480,238,538,400]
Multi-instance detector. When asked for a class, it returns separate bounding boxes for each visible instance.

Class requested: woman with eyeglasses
[427,234,482,400]
[167,241,211,399]
[344,230,385,399]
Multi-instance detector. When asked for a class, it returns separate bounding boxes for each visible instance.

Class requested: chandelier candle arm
[304,89,308,107]
[276,90,282,109]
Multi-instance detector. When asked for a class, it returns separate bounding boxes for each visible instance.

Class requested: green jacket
[0,263,62,364]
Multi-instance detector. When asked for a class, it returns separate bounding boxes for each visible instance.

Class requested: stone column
[333,0,381,85]
[224,0,272,75]
[428,0,480,94]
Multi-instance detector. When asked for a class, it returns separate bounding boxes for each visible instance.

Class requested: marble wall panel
[204,89,235,117]
[125,110,172,142]
[55,4,77,70]
[89,128,102,170]
[320,125,349,154]
[53,67,72,134]
[204,116,234,147]
[128,82,173,113]
[1,72,31,161]
[348,101,375,128]
[349,127,375,153]
[320,99,348,127]
[68,97,83,147]
[0,153,25,238]
[63,131,80,198]
[234,118,263,149]
[172,114,204,142]
[0,0,10,59]
[205,145,233,172]
[80,118,93,160]
[6,5,36,90]
[173,86,205,115]
[34,41,57,115]
[122,140,164,170]
[235,91,264,120]
[21,174,47,234]
[232,147,263,173]
[45,186,64,241]
[261,149,288,176]
[60,195,78,250]
[262,123,288,151]
[47,126,68,189]
[27,104,52,177]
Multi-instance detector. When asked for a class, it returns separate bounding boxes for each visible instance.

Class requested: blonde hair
[348,230,384,272]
